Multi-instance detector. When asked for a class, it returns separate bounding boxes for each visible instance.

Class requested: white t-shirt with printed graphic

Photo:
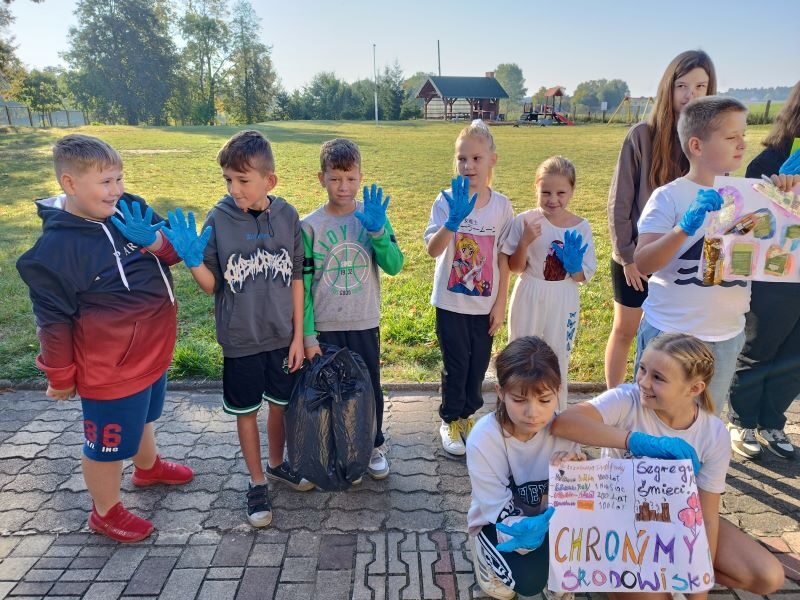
[424,190,514,315]
[501,208,597,282]
[637,177,750,341]
[588,384,731,494]
[466,412,578,537]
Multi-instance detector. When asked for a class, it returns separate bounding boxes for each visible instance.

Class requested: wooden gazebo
[417,73,509,121]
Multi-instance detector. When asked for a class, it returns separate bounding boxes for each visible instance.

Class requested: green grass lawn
[0,121,771,383]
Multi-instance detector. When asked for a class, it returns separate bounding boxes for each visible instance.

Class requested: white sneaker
[757,428,795,459]
[460,416,476,443]
[727,423,762,459]
[367,446,390,479]
[470,534,515,600]
[543,591,575,600]
[440,420,466,456]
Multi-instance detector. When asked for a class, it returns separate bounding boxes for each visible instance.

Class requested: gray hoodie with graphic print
[202,195,303,358]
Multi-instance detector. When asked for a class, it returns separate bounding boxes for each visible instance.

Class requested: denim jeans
[634,318,745,416]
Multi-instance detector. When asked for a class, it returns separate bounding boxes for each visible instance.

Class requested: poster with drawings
[547,458,713,594]
[701,176,800,284]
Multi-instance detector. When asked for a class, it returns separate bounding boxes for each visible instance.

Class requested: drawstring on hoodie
[99,222,131,291]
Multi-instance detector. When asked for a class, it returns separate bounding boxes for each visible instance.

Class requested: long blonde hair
[454,119,496,185]
[647,333,715,412]
[762,80,800,154]
[648,50,717,190]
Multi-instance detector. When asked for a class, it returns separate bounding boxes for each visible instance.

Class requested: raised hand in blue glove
[678,189,723,236]
[495,507,555,553]
[779,149,800,176]
[110,200,164,247]
[628,432,702,475]
[551,229,588,274]
[354,183,390,233]
[442,175,477,232]
[162,208,212,268]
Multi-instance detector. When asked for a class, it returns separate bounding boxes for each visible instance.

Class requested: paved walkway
[0,387,798,600]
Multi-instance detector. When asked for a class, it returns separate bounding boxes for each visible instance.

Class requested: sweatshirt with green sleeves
[302,202,403,348]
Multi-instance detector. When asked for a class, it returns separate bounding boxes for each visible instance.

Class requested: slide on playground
[554,112,575,126]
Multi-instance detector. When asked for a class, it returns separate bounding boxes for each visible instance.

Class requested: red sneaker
[88,502,153,543]
[131,456,194,487]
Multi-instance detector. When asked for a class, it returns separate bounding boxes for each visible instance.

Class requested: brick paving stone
[82,581,126,600]
[20,570,62,583]
[9,537,55,558]
[313,570,352,600]
[197,580,238,600]
[65,556,107,570]
[246,544,284,567]
[42,547,79,559]
[206,567,244,579]
[286,531,320,557]
[0,558,37,581]
[0,538,19,559]
[369,575,388,600]
[234,567,279,600]
[784,531,800,554]
[386,510,446,531]
[318,534,356,570]
[57,569,99,582]
[323,509,386,532]
[401,551,422,600]
[0,583,13,599]
[420,551,443,599]
[46,581,91,596]
[176,546,216,569]
[388,574,406,600]
[279,557,317,582]
[9,581,53,596]
[31,559,70,571]
[147,546,184,557]
[352,553,374,600]
[95,547,148,581]
[158,569,205,600]
[189,531,222,546]
[274,583,314,600]
[124,556,177,595]
[211,533,254,567]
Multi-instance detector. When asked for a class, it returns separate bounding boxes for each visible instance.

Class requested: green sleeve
[371,218,404,276]
[301,227,317,344]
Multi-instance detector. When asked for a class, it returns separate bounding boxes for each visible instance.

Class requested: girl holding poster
[551,333,784,598]
[466,336,582,600]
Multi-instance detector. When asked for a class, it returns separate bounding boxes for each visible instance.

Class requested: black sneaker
[727,423,762,460]
[266,461,314,491]
[246,482,272,528]
[757,428,795,459]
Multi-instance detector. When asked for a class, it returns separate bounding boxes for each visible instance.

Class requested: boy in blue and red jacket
[16,134,193,543]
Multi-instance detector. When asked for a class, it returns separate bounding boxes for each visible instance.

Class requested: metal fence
[0,104,87,127]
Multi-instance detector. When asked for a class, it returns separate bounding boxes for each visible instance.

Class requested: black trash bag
[286,344,376,491]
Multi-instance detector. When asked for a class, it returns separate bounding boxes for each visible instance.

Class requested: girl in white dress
[502,156,596,409]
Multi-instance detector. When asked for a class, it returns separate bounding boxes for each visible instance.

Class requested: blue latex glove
[551,229,588,274]
[162,208,212,268]
[441,175,477,232]
[678,189,723,236]
[779,149,800,175]
[628,432,702,475]
[354,183,390,233]
[495,507,555,552]
[110,200,164,247]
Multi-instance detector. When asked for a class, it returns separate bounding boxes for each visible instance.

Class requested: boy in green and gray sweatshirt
[302,138,404,479]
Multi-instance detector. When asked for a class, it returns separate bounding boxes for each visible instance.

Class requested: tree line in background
[0,0,686,127]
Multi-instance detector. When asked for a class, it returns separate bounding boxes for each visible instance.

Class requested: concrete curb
[0,378,608,394]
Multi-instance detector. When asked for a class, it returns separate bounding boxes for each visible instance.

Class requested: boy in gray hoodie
[165,130,311,528]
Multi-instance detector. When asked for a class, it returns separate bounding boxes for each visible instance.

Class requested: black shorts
[222,348,298,415]
[610,257,649,308]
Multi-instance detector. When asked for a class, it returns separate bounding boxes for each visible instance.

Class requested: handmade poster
[700,175,800,283]
[547,458,713,594]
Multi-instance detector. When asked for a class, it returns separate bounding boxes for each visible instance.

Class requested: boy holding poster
[551,333,784,597]
[466,336,583,599]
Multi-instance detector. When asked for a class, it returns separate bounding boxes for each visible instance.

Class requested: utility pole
[373,44,379,125]
[437,40,441,76]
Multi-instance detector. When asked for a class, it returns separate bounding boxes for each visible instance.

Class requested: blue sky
[8,0,800,96]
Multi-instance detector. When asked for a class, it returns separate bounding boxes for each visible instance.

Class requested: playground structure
[517,86,575,126]
[606,96,654,125]
[417,73,508,121]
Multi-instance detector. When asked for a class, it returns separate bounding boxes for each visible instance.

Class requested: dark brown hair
[53,134,122,179]
[217,130,275,174]
[762,80,800,154]
[648,50,717,190]
[320,138,361,171]
[494,336,561,435]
